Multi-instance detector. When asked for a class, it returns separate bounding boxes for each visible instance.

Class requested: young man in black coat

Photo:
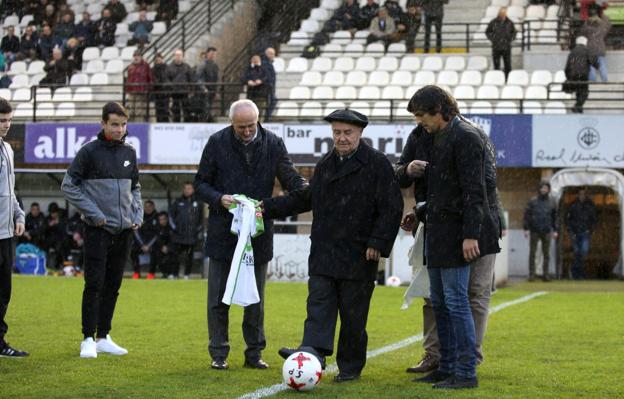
[194,99,306,370]
[566,187,597,280]
[486,7,517,80]
[169,183,203,279]
[397,86,500,389]
[523,181,558,281]
[265,109,403,383]
[132,200,159,279]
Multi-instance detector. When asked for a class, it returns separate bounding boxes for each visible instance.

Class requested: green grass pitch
[1,276,623,398]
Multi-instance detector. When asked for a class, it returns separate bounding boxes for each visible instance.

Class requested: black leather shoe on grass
[210,359,229,370]
[406,353,439,373]
[278,346,326,370]
[433,375,478,389]
[412,370,452,383]
[0,344,29,358]
[244,359,269,369]
[333,373,360,383]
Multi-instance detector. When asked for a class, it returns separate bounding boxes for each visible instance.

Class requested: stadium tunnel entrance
[550,168,624,279]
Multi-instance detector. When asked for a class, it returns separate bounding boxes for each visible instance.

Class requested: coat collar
[228,123,267,169]
[326,141,372,182]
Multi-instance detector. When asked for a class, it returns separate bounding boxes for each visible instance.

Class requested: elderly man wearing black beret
[263,109,403,383]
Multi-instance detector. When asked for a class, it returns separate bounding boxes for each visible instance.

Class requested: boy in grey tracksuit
[61,102,143,358]
[0,98,27,358]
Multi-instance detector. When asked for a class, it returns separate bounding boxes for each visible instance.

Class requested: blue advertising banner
[25,123,149,164]
[465,114,533,167]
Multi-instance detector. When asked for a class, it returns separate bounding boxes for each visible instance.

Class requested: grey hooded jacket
[0,139,25,240]
[61,131,143,234]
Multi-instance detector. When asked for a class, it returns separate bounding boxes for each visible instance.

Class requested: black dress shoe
[412,370,452,383]
[210,359,229,370]
[333,372,360,383]
[433,375,478,389]
[278,346,326,370]
[406,353,439,373]
[244,359,269,369]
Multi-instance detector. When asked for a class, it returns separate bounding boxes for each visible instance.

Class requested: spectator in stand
[169,182,204,280]
[580,0,608,20]
[579,9,611,82]
[486,7,517,81]
[166,48,194,122]
[125,50,153,121]
[325,0,361,32]
[152,52,169,122]
[157,0,179,28]
[56,3,75,26]
[1,26,20,65]
[261,47,277,121]
[398,3,422,52]
[154,211,176,278]
[75,11,96,47]
[37,24,61,62]
[64,37,84,73]
[566,187,597,280]
[523,181,558,281]
[169,183,203,280]
[242,54,269,118]
[129,10,153,47]
[564,36,598,113]
[39,47,70,90]
[95,8,117,47]
[132,200,159,279]
[195,47,219,122]
[33,0,50,27]
[420,0,448,53]
[384,0,405,23]
[42,4,57,28]
[22,202,47,249]
[1,0,21,17]
[64,211,85,270]
[53,12,75,47]
[45,203,67,270]
[359,0,380,30]
[19,25,39,61]
[366,8,397,47]
[105,0,128,24]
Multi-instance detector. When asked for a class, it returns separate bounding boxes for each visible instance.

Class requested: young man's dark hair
[407,85,459,121]
[145,199,155,206]
[101,102,129,121]
[206,47,217,53]
[31,202,40,208]
[0,98,12,114]
[157,211,168,219]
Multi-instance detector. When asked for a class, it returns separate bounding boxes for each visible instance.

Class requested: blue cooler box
[16,254,47,275]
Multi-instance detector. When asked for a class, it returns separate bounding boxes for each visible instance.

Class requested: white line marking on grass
[237,291,548,399]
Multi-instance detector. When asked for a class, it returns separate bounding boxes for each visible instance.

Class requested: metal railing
[127,0,238,67]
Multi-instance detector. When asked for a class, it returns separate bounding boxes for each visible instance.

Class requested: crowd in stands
[0,0,180,89]
[19,182,205,279]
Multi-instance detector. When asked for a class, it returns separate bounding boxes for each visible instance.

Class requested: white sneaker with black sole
[96,335,128,355]
[80,338,97,358]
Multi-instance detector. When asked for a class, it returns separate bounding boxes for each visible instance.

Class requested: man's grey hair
[576,36,588,46]
[229,99,259,120]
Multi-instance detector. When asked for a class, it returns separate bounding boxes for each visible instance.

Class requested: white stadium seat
[359,86,381,100]
[9,74,29,88]
[13,103,33,118]
[507,70,530,86]
[35,87,52,102]
[90,73,109,85]
[8,61,27,75]
[273,57,286,73]
[322,71,345,87]
[121,46,138,61]
[299,101,324,117]
[526,5,546,19]
[382,86,404,99]
[73,87,93,102]
[12,88,31,102]
[334,57,355,72]
[391,71,413,87]
[152,21,167,35]
[546,5,560,18]
[477,85,500,99]
[485,6,500,19]
[85,60,104,74]
[300,71,322,86]
[70,73,89,86]
[522,101,543,114]
[470,101,493,114]
[371,101,391,117]
[27,60,45,75]
[331,30,352,45]
[321,0,342,10]
[387,42,406,55]
[544,101,567,114]
[511,0,528,6]
[52,87,73,102]
[421,56,443,71]
[310,8,330,21]
[335,86,357,99]
[492,0,510,6]
[300,19,320,33]
[323,43,343,57]
[82,47,100,62]
[453,85,476,99]
[467,56,488,71]
[100,46,119,61]
[345,71,368,86]
[348,101,370,115]
[395,101,411,117]
[483,70,506,86]
[311,57,332,72]
[501,85,524,100]
[525,85,548,99]
[414,71,436,86]
[355,56,376,71]
[459,70,483,86]
[507,6,525,20]
[312,86,334,100]
[286,57,308,72]
[288,31,309,46]
[445,56,466,71]
[30,73,45,86]
[352,30,369,45]
[495,101,519,114]
[0,88,11,101]
[553,70,566,83]
[106,60,124,74]
[377,56,398,71]
[289,86,311,100]
[530,70,553,86]
[368,71,390,86]
[437,70,459,86]
[36,102,55,117]
[399,56,421,71]
[324,101,346,114]
[276,101,299,117]
[365,42,385,55]
[344,43,364,57]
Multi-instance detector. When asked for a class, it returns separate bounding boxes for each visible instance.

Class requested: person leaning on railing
[125,50,153,121]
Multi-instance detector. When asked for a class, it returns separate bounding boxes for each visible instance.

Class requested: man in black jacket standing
[420,0,448,53]
[167,49,194,122]
[565,36,599,113]
[152,53,169,122]
[399,86,500,389]
[194,99,305,370]
[486,7,517,80]
[266,109,403,383]
[242,55,269,119]
[523,181,558,281]
[566,187,597,280]
[62,102,143,359]
[195,47,219,122]
[169,183,203,280]
[132,200,159,279]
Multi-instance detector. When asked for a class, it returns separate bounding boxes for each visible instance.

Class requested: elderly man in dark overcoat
[263,109,403,383]
[193,99,306,370]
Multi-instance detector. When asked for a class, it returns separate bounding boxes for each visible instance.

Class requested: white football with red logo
[282,351,323,391]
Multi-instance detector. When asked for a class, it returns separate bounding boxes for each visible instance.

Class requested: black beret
[324,109,368,128]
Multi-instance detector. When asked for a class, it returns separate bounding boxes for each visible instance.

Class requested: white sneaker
[80,338,97,358]
[96,335,128,355]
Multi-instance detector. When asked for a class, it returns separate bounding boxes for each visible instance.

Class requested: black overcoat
[193,124,305,265]
[264,141,403,281]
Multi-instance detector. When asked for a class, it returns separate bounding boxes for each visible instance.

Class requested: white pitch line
[237,291,548,399]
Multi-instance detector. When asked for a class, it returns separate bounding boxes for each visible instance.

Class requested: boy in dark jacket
[169,183,203,279]
[523,181,558,281]
[154,211,176,278]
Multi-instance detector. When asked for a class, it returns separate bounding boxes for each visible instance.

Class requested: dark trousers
[175,243,194,277]
[170,93,190,122]
[571,232,590,279]
[82,226,133,339]
[199,92,216,122]
[529,231,551,278]
[424,15,443,53]
[573,83,589,113]
[154,93,170,122]
[207,259,268,361]
[492,48,512,79]
[0,238,15,347]
[301,275,375,375]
